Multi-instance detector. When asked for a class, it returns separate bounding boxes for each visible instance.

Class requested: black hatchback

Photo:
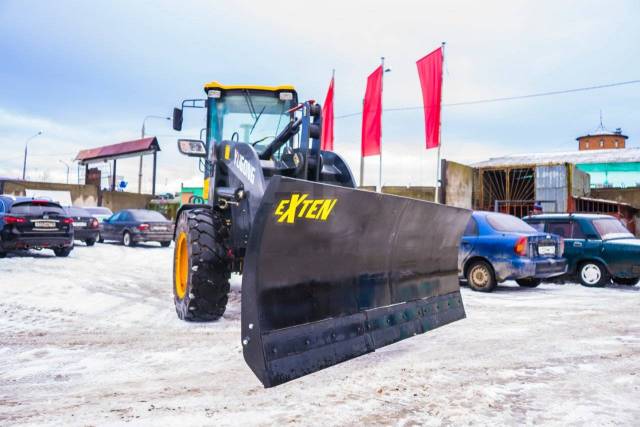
[0,196,74,257]
[100,209,173,247]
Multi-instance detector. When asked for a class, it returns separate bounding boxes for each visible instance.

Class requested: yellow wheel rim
[174,232,188,299]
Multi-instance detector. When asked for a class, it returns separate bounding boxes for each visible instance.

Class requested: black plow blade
[241,176,471,387]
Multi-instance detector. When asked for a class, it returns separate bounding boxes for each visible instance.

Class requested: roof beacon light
[279,92,293,101]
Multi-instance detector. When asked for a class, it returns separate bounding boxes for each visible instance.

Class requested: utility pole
[59,160,70,184]
[22,131,43,181]
[140,115,170,193]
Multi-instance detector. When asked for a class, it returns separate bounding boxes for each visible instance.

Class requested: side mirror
[177,139,207,157]
[173,107,183,131]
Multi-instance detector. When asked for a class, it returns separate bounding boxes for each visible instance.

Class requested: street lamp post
[22,131,43,181]
[59,160,70,184]
[139,115,170,193]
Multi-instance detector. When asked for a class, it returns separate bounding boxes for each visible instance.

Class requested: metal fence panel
[535,165,568,213]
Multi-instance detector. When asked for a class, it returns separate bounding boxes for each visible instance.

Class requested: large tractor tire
[173,208,231,321]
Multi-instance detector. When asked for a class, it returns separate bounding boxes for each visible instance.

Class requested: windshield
[592,218,633,240]
[131,210,168,222]
[486,213,537,233]
[10,202,65,216]
[208,90,296,155]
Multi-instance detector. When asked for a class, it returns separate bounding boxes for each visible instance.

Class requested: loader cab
[204,82,299,161]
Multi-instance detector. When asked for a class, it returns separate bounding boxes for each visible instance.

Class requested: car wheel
[466,260,497,292]
[122,231,135,247]
[0,251,6,258]
[85,238,96,247]
[516,278,541,288]
[578,261,609,287]
[53,247,73,257]
[160,241,171,247]
[612,277,639,286]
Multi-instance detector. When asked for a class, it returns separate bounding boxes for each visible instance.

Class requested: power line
[335,79,640,119]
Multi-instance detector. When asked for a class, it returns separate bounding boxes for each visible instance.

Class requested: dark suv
[524,213,640,287]
[0,196,74,257]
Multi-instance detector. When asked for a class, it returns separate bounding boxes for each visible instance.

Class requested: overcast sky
[1,0,639,191]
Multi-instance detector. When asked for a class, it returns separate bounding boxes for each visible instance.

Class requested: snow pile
[1,243,639,425]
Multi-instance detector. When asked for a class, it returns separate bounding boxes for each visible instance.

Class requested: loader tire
[173,208,230,322]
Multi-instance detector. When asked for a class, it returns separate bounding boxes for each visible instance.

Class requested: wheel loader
[171,81,471,387]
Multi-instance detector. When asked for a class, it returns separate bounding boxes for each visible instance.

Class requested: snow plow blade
[241,176,471,387]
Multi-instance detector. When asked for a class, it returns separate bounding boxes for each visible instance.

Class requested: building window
[585,142,590,148]
[599,140,604,148]
[614,140,619,148]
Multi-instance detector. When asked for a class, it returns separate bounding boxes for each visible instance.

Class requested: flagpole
[360,97,365,187]
[379,56,385,193]
[435,42,445,203]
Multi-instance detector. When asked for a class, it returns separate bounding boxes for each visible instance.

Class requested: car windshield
[65,207,91,217]
[208,90,296,155]
[131,210,167,222]
[592,218,634,240]
[486,213,536,233]
[10,202,65,216]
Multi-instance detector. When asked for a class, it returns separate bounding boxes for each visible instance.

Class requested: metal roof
[75,137,160,164]
[471,147,640,168]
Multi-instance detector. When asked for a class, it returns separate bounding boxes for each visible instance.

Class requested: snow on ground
[1,243,639,426]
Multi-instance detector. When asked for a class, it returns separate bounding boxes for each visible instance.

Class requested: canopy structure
[75,137,160,194]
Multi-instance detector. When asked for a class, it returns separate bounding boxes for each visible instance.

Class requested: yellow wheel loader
[172,81,471,387]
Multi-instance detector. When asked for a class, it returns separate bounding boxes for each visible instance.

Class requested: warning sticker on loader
[274,194,337,224]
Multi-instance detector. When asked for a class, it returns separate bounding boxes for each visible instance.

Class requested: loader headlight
[279,92,293,101]
[207,90,221,98]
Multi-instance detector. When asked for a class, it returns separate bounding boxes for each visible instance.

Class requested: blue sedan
[459,211,567,292]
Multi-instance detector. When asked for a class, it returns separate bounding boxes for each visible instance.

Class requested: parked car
[85,206,113,223]
[524,213,640,287]
[459,211,567,292]
[100,209,173,247]
[0,196,74,257]
[84,206,113,243]
[63,206,100,246]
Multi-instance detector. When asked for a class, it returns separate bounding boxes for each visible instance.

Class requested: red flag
[416,47,443,149]
[361,65,383,157]
[321,75,334,151]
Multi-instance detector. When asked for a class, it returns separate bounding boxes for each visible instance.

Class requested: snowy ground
[1,243,639,426]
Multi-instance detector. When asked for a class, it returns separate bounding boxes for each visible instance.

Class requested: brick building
[577,127,628,151]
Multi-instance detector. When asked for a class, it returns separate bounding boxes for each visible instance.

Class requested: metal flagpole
[379,57,385,193]
[435,42,445,203]
[360,97,365,187]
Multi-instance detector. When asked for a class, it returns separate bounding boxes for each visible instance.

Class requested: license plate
[538,245,555,256]
[75,222,87,227]
[152,226,167,231]
[34,220,56,228]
